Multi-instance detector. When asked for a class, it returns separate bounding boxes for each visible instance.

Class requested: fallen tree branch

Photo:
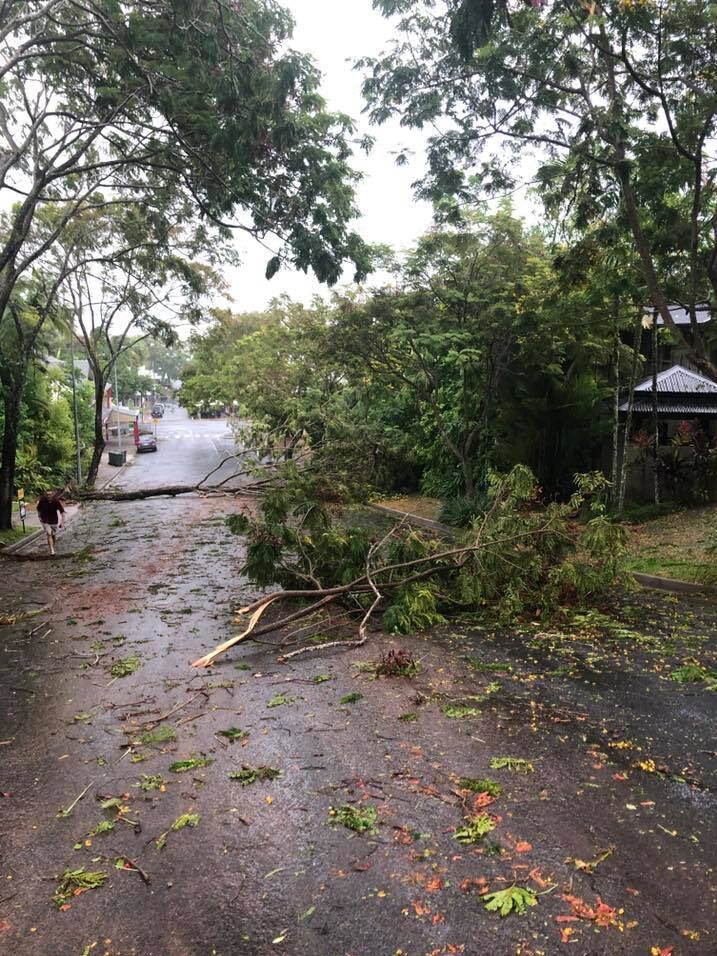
[81,483,204,501]
[190,517,567,669]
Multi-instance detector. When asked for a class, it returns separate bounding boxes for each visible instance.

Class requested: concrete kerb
[631,570,712,595]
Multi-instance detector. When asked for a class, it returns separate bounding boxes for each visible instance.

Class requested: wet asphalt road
[1,426,717,955]
[110,407,239,491]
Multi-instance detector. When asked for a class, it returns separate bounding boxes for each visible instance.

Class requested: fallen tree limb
[82,484,200,501]
[190,519,567,669]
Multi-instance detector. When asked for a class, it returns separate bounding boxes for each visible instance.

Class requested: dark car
[137,433,158,453]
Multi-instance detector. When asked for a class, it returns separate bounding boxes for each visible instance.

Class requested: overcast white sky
[224,0,434,312]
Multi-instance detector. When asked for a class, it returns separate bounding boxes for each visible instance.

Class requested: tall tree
[59,212,210,485]
[362,0,717,375]
[333,210,547,498]
[0,0,372,527]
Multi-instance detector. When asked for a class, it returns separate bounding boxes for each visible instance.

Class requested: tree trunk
[610,313,620,505]
[651,313,660,505]
[617,313,644,512]
[0,376,24,530]
[461,456,475,499]
[618,170,717,381]
[85,374,106,487]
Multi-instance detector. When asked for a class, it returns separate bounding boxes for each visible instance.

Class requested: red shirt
[37,497,65,525]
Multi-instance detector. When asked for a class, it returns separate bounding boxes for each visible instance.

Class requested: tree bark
[610,310,620,504]
[85,373,107,487]
[618,169,717,380]
[0,374,24,530]
[83,485,197,501]
[617,312,644,512]
[651,312,660,504]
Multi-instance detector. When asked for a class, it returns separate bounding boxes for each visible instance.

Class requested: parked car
[151,403,164,418]
[137,433,158,453]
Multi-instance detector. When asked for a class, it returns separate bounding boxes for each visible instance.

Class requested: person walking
[37,489,65,556]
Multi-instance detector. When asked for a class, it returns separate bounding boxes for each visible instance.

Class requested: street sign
[16,488,24,500]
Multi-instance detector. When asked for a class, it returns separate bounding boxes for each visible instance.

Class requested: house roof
[102,404,136,423]
[634,365,717,394]
[620,364,717,417]
[43,355,91,378]
[650,303,712,326]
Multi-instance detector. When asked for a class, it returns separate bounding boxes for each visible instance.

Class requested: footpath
[2,445,136,556]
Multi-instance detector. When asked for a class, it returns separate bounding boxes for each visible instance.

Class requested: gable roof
[634,365,717,395]
[620,364,717,416]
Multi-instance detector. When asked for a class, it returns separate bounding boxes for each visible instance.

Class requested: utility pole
[69,326,82,484]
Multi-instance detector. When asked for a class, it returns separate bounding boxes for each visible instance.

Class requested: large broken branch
[82,484,200,501]
[80,450,285,501]
[191,521,559,668]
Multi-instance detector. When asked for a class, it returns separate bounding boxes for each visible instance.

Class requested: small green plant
[328,804,378,832]
[109,655,141,678]
[339,692,363,705]
[490,757,534,773]
[670,662,717,686]
[482,885,537,917]
[137,725,177,746]
[398,712,418,722]
[267,693,295,708]
[228,765,282,786]
[217,727,248,742]
[52,868,107,907]
[458,777,502,797]
[135,774,164,792]
[234,662,252,671]
[169,757,212,773]
[453,813,495,844]
[311,674,332,684]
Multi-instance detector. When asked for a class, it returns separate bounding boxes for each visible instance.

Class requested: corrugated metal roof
[633,365,717,394]
[651,303,713,325]
[625,400,717,417]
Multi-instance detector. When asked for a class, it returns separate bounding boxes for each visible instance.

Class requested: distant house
[620,364,717,423]
[617,305,717,499]
[43,355,92,380]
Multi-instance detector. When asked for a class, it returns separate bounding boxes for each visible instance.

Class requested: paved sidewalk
[94,442,137,489]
